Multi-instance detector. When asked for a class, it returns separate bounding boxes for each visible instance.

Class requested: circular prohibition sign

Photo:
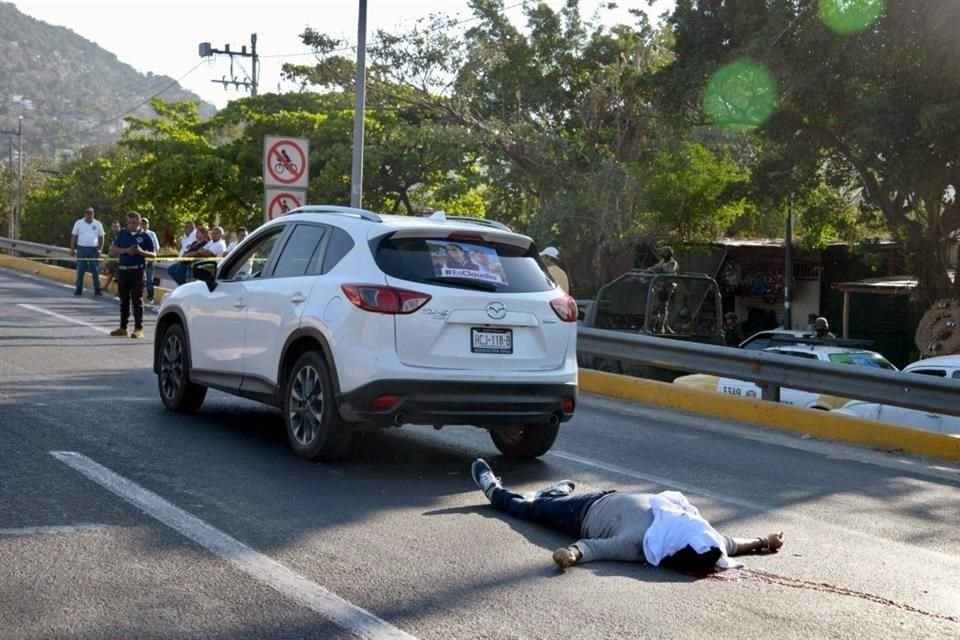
[268,192,305,219]
[266,140,307,185]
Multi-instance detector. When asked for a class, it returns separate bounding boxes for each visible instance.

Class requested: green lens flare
[703,60,777,131]
[818,0,886,35]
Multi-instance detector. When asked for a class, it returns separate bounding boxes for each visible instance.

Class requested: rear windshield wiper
[424,276,498,291]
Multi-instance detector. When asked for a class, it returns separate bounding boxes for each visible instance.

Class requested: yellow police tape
[579,369,960,462]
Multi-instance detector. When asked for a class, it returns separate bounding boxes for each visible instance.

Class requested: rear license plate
[471,328,513,354]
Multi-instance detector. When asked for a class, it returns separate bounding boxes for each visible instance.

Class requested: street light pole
[16,116,22,240]
[1,116,23,240]
[783,193,794,329]
[350,0,368,208]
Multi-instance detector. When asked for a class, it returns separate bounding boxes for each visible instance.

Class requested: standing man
[69,206,105,296]
[109,212,155,339]
[140,217,161,304]
[540,246,570,294]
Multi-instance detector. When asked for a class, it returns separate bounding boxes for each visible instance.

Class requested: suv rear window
[374,234,553,294]
[828,352,897,370]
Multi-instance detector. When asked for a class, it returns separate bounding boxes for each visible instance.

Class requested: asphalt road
[2,267,959,640]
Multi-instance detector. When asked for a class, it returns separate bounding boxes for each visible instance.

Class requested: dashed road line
[50,450,418,640]
[0,524,115,536]
[18,303,112,333]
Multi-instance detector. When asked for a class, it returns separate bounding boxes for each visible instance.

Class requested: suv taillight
[341,284,431,314]
[550,295,578,322]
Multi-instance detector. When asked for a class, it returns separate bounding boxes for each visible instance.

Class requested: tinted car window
[221,228,283,281]
[828,352,897,370]
[908,369,946,377]
[374,234,553,293]
[321,227,355,274]
[273,225,327,278]
[768,349,818,359]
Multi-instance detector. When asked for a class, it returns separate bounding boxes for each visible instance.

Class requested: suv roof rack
[443,215,512,232]
[768,335,875,349]
[289,205,383,223]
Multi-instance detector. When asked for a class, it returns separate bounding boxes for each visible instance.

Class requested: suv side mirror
[193,260,218,292]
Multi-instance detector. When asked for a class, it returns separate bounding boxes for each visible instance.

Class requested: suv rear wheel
[157,324,207,412]
[283,351,352,461]
[490,423,560,458]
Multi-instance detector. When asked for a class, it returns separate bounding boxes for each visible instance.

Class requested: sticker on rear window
[426,240,509,285]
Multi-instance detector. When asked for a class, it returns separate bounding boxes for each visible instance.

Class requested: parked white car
[153,206,579,461]
[673,342,898,410]
[833,355,960,435]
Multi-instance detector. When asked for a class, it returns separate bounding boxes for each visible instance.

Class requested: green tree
[663,0,960,304]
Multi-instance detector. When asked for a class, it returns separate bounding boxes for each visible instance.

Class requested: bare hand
[69,248,75,257]
[766,532,784,553]
[552,546,579,569]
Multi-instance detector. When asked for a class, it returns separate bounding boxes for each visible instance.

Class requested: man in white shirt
[178,220,197,257]
[140,217,161,304]
[195,226,227,258]
[69,206,105,296]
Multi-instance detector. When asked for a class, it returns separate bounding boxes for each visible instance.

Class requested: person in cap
[540,246,570,294]
[814,316,836,339]
[69,206,105,296]
[109,211,155,339]
[723,311,744,346]
[470,458,784,576]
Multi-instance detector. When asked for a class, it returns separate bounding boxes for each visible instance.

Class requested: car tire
[490,423,560,459]
[157,323,207,412]
[283,351,351,461]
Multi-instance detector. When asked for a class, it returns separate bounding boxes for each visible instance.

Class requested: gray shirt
[572,493,735,563]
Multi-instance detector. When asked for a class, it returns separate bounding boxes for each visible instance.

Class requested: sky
[12,0,673,110]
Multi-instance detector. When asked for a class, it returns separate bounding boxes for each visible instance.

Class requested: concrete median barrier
[580,369,960,462]
[0,254,172,303]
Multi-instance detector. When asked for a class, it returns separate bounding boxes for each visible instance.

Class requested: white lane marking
[548,450,960,566]
[17,303,111,333]
[0,524,114,536]
[50,451,417,640]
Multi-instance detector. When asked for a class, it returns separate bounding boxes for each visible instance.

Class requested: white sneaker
[535,480,575,499]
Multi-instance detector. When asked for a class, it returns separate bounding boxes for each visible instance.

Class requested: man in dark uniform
[109,211,156,339]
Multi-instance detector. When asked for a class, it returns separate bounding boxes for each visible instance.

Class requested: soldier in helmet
[814,317,836,339]
[650,245,678,274]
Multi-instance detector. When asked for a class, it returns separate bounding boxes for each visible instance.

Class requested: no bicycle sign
[263,136,309,189]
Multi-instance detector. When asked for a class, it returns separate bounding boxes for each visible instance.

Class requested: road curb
[0,254,172,303]
[579,369,960,462]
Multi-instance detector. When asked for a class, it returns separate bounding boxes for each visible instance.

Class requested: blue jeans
[167,261,191,286]
[145,261,155,299]
[74,246,101,292]
[490,488,614,538]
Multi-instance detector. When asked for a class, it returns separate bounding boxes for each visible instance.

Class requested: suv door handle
[290,293,306,304]
[233,299,247,309]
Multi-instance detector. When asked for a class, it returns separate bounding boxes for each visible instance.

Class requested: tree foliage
[663,0,960,303]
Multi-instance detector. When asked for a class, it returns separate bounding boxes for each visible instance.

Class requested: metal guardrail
[0,237,171,276]
[4,237,958,418]
[579,326,960,418]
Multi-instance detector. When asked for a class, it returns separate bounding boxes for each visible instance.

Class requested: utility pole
[0,116,23,240]
[198,34,259,97]
[783,193,794,330]
[350,0,368,208]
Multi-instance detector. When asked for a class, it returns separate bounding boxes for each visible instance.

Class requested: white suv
[153,206,578,461]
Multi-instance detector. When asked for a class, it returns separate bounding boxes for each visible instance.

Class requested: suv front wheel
[490,423,560,459]
[283,351,352,461]
[157,323,207,412]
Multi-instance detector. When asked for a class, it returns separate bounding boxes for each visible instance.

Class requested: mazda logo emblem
[486,302,506,320]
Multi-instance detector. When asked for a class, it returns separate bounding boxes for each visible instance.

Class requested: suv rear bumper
[337,380,577,427]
